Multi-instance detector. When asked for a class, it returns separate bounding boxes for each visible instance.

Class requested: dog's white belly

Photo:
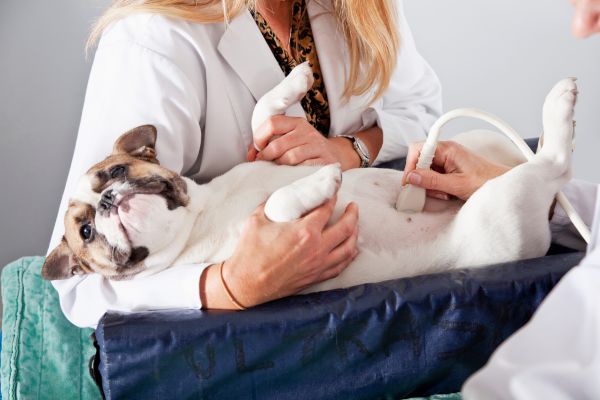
[171,163,464,289]
[337,168,461,252]
[309,169,463,291]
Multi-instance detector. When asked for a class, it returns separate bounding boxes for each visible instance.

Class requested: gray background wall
[1,0,599,269]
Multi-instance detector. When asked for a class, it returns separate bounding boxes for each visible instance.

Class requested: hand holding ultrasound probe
[403,0,600,200]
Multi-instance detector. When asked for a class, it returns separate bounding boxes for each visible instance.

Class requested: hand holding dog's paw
[265,163,342,222]
[201,198,359,309]
[253,116,361,170]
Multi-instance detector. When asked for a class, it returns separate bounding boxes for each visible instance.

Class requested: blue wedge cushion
[95,251,583,399]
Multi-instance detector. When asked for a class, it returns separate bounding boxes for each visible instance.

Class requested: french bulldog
[43,64,578,295]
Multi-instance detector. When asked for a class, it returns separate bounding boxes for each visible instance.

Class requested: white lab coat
[463,186,600,400]
[49,0,443,328]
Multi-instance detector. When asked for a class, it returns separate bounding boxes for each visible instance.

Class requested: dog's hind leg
[448,78,578,266]
[264,164,342,222]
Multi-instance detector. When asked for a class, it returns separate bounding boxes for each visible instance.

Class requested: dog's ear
[113,125,159,163]
[42,239,87,280]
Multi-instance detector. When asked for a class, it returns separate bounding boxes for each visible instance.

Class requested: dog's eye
[110,165,127,179]
[79,224,93,241]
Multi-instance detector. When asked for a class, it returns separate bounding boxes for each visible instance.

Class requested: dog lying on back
[43,64,577,294]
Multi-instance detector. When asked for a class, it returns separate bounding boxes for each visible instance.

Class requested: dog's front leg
[264,164,342,222]
[251,62,314,141]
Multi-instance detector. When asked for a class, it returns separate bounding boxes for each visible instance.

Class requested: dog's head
[43,125,192,280]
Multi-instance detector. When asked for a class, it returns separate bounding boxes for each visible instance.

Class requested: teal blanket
[0,257,461,399]
[1,257,100,400]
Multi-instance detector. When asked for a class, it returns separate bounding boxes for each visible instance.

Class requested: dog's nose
[99,190,115,211]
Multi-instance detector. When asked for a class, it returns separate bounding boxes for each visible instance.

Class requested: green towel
[1,257,100,400]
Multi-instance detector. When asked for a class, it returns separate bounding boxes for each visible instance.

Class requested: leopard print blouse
[251,0,331,136]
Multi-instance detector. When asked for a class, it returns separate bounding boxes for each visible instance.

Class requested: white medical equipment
[396,108,592,244]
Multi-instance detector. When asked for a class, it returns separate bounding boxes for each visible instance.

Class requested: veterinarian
[405,0,600,397]
[48,0,442,327]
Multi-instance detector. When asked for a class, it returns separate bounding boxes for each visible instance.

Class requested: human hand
[201,197,359,309]
[571,0,600,37]
[247,115,360,170]
[401,141,510,201]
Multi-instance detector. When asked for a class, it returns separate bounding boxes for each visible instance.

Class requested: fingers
[402,141,470,199]
[401,142,424,185]
[402,141,458,185]
[254,118,332,166]
[426,189,450,201]
[406,168,460,198]
[253,115,302,151]
[247,145,258,162]
[300,195,339,229]
[257,130,308,161]
[321,202,359,250]
[273,145,322,165]
[248,202,269,224]
[299,158,327,167]
[323,223,358,269]
[318,254,355,282]
[310,205,359,284]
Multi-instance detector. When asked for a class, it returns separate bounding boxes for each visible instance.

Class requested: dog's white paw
[542,78,577,142]
[251,63,315,139]
[279,62,315,108]
[539,78,578,169]
[308,163,343,200]
[265,163,342,223]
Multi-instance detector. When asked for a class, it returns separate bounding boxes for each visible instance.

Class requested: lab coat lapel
[307,0,375,136]
[217,10,305,117]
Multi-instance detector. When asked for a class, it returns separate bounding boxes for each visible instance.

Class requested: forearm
[200,262,247,310]
[355,126,384,164]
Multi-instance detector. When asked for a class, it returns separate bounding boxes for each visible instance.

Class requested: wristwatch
[338,135,371,168]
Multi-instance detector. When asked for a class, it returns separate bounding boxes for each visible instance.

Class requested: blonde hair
[89,0,400,101]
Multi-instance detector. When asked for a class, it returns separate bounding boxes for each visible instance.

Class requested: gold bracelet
[219,260,247,310]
